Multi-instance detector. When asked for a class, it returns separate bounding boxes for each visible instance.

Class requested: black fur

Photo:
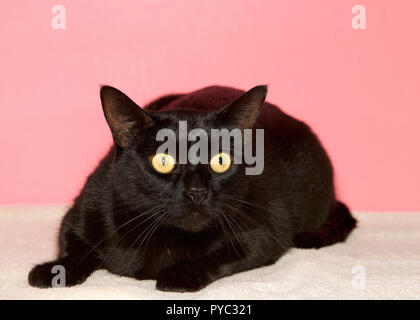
[28,85,356,292]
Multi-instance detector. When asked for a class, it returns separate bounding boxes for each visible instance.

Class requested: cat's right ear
[100,86,154,149]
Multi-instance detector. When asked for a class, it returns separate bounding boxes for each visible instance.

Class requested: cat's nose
[185,188,208,205]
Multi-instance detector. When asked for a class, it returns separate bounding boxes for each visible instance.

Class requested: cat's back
[146,85,311,140]
[145,85,245,113]
[145,85,298,131]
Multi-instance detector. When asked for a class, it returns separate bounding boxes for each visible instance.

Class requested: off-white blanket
[0,206,419,299]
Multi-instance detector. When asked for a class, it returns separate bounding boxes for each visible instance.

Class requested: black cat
[28,85,356,292]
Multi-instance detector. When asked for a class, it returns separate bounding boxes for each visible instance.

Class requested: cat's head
[100,85,267,233]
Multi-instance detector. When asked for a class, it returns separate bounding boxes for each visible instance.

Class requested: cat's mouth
[172,207,212,232]
[190,209,201,217]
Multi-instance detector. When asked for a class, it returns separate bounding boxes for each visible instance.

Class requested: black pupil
[218,156,223,165]
[162,157,166,166]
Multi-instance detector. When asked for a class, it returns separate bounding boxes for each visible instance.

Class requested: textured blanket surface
[0,206,419,299]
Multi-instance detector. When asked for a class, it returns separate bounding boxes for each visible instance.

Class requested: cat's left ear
[216,85,267,128]
[100,85,154,149]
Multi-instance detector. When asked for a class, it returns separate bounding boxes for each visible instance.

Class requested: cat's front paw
[28,260,88,288]
[156,264,210,292]
[29,261,59,288]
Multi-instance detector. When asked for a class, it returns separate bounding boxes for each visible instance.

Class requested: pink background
[1,1,419,211]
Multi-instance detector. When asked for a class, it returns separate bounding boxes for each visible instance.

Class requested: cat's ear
[216,85,267,128]
[100,85,154,149]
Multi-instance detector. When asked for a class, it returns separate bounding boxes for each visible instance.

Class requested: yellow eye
[151,153,175,174]
[210,153,231,173]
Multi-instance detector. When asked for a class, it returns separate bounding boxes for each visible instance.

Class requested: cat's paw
[28,261,58,288]
[156,264,210,292]
[28,260,88,288]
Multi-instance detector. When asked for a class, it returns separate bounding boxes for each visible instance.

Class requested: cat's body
[29,85,356,292]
